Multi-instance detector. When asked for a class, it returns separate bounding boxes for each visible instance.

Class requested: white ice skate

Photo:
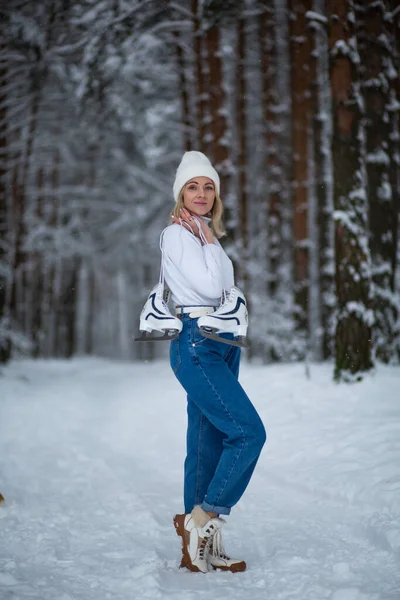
[198,286,248,348]
[135,283,183,342]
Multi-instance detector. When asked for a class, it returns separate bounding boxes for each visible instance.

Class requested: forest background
[0,0,399,382]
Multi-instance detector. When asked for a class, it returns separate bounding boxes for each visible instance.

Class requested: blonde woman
[162,151,266,573]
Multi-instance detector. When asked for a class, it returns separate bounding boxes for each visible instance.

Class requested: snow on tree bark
[236,16,249,293]
[205,23,234,241]
[309,2,336,360]
[261,3,281,302]
[329,0,374,381]
[192,0,208,152]
[174,30,192,152]
[258,1,296,361]
[387,0,400,359]
[356,0,399,362]
[289,0,313,336]
[0,43,11,363]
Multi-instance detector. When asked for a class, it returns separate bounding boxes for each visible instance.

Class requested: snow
[305,10,328,25]
[1,358,400,600]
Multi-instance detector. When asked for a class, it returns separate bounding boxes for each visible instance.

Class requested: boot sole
[173,514,203,573]
[209,560,247,573]
[181,555,247,573]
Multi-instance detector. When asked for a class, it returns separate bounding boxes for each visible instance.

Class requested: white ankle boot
[208,528,246,572]
[173,506,222,573]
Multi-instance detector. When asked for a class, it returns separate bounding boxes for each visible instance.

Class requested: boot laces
[198,522,217,560]
[211,528,230,560]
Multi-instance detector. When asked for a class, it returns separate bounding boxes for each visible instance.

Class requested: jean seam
[195,360,246,507]
[223,344,235,361]
[171,338,182,374]
[194,413,204,506]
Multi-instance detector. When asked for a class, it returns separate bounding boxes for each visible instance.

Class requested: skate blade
[199,327,248,348]
[134,330,180,342]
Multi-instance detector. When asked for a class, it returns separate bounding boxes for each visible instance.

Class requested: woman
[162,151,266,573]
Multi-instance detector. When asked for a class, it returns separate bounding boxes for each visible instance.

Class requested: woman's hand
[172,208,200,236]
[171,208,215,244]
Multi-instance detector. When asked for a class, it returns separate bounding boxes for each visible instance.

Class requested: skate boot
[173,506,222,573]
[135,283,182,341]
[197,286,248,348]
[208,528,246,572]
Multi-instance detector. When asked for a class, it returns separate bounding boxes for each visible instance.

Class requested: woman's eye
[188,185,196,190]
[206,187,213,191]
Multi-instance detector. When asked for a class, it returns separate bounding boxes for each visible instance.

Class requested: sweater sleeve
[161,225,224,299]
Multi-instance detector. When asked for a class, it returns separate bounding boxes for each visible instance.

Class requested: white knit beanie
[173,151,220,202]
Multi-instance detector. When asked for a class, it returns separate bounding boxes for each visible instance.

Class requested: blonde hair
[170,185,226,239]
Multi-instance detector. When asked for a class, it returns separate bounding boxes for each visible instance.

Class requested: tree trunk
[63,266,78,358]
[0,44,11,363]
[75,261,89,355]
[289,0,313,335]
[389,0,400,291]
[329,0,374,381]
[31,166,45,357]
[261,3,281,300]
[10,0,57,356]
[387,0,400,359]
[174,30,192,152]
[236,17,248,290]
[206,25,233,239]
[50,149,63,356]
[10,164,26,339]
[192,0,207,152]
[356,0,399,362]
[309,4,335,360]
[259,1,287,360]
[206,26,227,167]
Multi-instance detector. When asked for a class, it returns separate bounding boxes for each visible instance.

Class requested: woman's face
[182,177,215,217]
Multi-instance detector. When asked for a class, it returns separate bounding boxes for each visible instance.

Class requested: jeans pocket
[191,320,208,347]
[170,338,182,374]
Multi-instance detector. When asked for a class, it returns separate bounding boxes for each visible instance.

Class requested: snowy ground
[0,357,400,600]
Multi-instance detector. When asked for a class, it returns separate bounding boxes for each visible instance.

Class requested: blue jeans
[170,314,266,516]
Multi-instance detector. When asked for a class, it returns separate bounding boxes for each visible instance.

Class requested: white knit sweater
[161,223,234,307]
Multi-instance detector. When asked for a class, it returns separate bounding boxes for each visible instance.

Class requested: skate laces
[158,216,214,306]
[158,225,171,300]
[187,215,208,246]
[159,215,209,286]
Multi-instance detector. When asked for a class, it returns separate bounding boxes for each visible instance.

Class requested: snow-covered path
[1,358,399,600]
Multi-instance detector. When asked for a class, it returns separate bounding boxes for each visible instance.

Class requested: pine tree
[174,29,192,152]
[309,3,335,359]
[257,0,295,360]
[289,0,313,341]
[203,9,233,240]
[0,41,11,363]
[329,0,374,381]
[192,0,208,152]
[356,0,399,362]
[236,15,248,291]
